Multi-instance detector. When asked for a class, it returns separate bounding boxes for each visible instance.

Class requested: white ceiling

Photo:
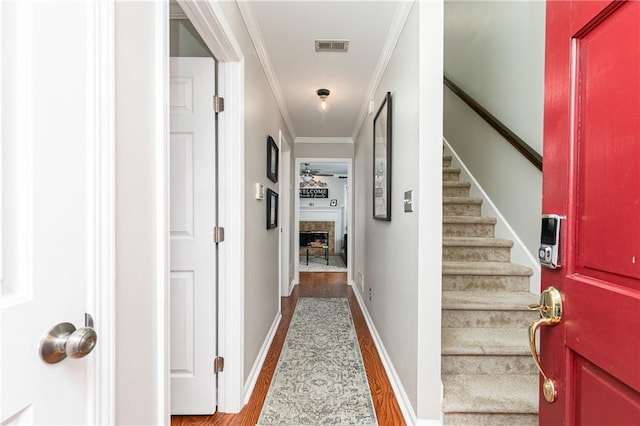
[239,1,411,142]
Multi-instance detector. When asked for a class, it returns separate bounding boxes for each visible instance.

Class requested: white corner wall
[354,2,443,422]
[444,0,545,276]
[115,2,168,424]
[217,1,293,386]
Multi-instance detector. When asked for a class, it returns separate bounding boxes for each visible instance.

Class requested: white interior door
[279,136,291,297]
[170,57,217,415]
[1,1,110,423]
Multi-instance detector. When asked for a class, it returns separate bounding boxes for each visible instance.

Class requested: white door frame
[278,131,292,298]
[294,158,353,286]
[172,0,245,414]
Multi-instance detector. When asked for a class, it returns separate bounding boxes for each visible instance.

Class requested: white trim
[155,1,171,423]
[351,282,417,426]
[351,1,414,140]
[278,131,291,300]
[243,313,282,405]
[443,137,541,294]
[294,137,354,145]
[216,60,246,413]
[177,0,242,62]
[289,279,296,296]
[236,1,296,140]
[86,1,116,424]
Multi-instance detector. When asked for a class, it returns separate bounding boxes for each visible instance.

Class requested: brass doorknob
[528,286,562,403]
[39,321,97,364]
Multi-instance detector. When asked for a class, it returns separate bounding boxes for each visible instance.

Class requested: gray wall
[444,0,545,266]
[217,1,293,384]
[294,141,354,159]
[354,2,444,419]
[170,19,211,57]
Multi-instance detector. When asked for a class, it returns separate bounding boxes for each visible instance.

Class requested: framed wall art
[266,188,278,229]
[373,91,392,221]
[267,135,279,183]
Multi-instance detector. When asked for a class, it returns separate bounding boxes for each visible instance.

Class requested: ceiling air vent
[315,40,349,53]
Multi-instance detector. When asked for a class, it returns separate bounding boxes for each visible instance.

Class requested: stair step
[442,327,531,355]
[443,197,482,216]
[443,155,452,168]
[444,412,538,426]
[443,216,495,237]
[443,181,471,197]
[443,167,461,181]
[442,354,537,376]
[442,291,537,327]
[443,261,533,292]
[443,374,538,414]
[443,237,513,262]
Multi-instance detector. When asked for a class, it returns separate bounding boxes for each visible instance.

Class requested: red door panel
[575,358,640,426]
[542,1,640,424]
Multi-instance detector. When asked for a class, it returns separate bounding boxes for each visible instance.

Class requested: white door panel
[1,1,105,423]
[170,57,217,415]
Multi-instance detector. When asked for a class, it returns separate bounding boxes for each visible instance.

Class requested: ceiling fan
[300,163,334,181]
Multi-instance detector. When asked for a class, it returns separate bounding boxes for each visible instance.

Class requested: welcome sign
[300,188,328,198]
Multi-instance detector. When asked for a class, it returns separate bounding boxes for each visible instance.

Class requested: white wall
[115,2,168,424]
[444,0,545,268]
[217,1,293,384]
[299,176,345,208]
[354,2,443,421]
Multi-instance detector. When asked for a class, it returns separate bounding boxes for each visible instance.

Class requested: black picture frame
[267,135,279,183]
[373,91,392,221]
[266,188,278,229]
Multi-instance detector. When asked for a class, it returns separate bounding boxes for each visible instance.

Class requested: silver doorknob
[40,321,97,364]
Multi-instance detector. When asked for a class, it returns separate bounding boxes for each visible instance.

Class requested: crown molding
[351,1,414,141]
[237,1,297,140]
[295,137,354,144]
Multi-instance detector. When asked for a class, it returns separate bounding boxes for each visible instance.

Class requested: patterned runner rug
[258,298,378,425]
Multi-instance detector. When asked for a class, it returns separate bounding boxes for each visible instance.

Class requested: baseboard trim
[288,279,296,296]
[243,313,281,405]
[351,283,418,425]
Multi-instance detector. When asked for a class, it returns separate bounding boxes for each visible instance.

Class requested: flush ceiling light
[317,88,330,112]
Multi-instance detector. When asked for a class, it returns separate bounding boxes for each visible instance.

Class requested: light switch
[404,190,413,212]
[255,183,264,200]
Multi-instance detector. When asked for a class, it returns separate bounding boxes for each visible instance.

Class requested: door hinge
[213,95,224,113]
[214,226,225,243]
[214,356,224,373]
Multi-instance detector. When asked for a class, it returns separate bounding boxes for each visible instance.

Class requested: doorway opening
[294,158,353,286]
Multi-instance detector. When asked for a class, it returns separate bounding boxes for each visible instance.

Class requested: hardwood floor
[171,281,405,426]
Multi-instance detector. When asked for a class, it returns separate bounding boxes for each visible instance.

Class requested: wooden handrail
[444,75,543,171]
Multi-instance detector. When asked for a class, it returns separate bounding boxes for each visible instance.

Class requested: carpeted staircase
[441,154,540,425]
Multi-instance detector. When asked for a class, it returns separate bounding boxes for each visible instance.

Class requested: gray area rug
[258,298,378,425]
[299,255,347,272]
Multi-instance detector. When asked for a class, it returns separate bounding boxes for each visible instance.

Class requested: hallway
[171,282,404,425]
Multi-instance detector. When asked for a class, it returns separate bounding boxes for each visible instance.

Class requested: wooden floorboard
[171,280,405,426]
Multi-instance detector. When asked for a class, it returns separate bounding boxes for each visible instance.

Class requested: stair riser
[444,413,538,426]
[442,355,538,375]
[443,223,494,237]
[443,186,470,197]
[442,310,536,328]
[443,158,452,168]
[443,203,482,216]
[443,246,511,262]
[443,171,461,181]
[443,275,531,292]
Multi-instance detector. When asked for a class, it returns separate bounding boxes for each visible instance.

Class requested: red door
[541,0,640,424]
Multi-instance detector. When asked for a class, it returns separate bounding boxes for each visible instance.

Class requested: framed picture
[330,199,338,206]
[267,135,278,183]
[373,91,392,221]
[266,188,278,229]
